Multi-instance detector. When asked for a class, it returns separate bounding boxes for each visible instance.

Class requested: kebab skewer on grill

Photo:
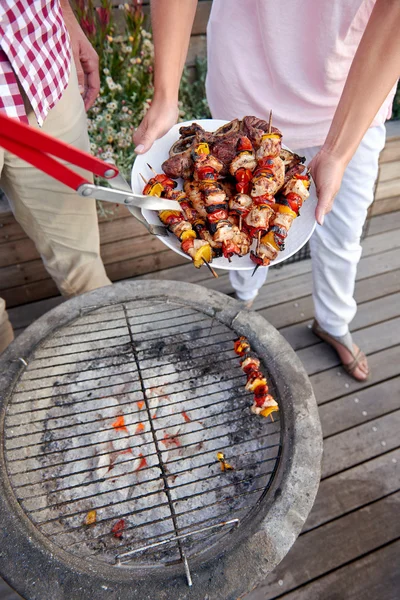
[233,336,279,419]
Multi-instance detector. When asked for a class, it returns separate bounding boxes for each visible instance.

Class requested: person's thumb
[73,50,85,96]
[133,119,160,154]
[315,186,335,226]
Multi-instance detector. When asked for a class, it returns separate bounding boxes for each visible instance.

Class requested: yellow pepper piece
[261,133,281,140]
[196,142,210,155]
[216,452,225,461]
[261,231,279,251]
[159,210,181,224]
[84,510,97,525]
[180,229,196,241]
[260,405,279,418]
[246,377,267,392]
[147,182,164,197]
[193,244,212,268]
[278,205,297,219]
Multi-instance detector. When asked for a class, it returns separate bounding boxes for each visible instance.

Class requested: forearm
[324,0,400,164]
[151,0,197,104]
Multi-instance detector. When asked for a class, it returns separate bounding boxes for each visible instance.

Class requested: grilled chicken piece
[273,211,295,231]
[169,220,193,239]
[256,134,282,159]
[251,157,285,197]
[203,185,227,206]
[283,178,310,203]
[213,221,235,243]
[229,151,257,176]
[245,205,274,230]
[229,193,253,215]
[183,181,207,218]
[232,228,251,255]
[193,153,224,174]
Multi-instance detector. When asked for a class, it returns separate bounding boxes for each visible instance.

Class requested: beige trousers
[0,63,111,353]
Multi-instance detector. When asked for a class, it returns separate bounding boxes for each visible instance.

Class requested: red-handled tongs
[0,112,179,236]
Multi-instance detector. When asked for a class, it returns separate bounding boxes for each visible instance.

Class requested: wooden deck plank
[246,493,400,600]
[310,345,400,404]
[319,376,400,438]
[281,290,400,351]
[322,410,400,478]
[270,539,400,600]
[298,316,400,376]
[259,268,400,329]
[253,247,400,311]
[304,449,400,533]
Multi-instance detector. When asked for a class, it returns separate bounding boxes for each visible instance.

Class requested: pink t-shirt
[206,0,397,150]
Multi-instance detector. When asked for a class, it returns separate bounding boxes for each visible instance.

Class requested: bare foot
[325,337,369,381]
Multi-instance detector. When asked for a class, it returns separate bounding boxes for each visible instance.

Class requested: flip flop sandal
[311,320,370,382]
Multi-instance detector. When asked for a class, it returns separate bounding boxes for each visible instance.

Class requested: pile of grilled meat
[143,116,311,270]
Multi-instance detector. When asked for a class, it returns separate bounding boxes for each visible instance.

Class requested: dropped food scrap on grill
[84,509,97,526]
[234,336,279,419]
[141,115,310,271]
[216,451,234,472]
[111,519,125,539]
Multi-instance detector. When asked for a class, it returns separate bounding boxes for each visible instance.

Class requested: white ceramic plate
[131,119,317,270]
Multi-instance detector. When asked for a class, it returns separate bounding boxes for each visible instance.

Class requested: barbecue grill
[0,281,322,600]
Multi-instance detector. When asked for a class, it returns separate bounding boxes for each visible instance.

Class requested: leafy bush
[73,1,210,181]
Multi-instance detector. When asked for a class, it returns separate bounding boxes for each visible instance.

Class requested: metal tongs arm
[0,112,178,235]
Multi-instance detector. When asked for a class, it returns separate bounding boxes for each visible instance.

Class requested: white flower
[96,115,102,122]
[105,114,112,122]
[122,106,129,113]
[107,101,118,111]
[90,142,97,151]
[103,68,110,75]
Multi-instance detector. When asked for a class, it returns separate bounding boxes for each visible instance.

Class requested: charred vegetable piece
[233,336,250,356]
[84,510,97,526]
[216,451,234,472]
[112,519,125,539]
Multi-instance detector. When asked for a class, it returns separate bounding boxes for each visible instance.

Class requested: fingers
[72,51,85,96]
[83,64,100,110]
[78,41,100,110]
[133,119,160,154]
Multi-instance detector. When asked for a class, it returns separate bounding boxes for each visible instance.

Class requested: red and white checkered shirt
[0,0,71,126]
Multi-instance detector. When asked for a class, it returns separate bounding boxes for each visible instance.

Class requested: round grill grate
[4,299,281,571]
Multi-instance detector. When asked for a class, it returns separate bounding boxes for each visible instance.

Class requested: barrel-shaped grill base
[0,281,322,600]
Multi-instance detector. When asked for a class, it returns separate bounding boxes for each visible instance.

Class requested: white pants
[230,124,386,336]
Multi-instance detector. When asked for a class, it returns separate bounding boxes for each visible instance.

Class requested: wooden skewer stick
[139,173,148,185]
[270,413,274,422]
[239,215,243,231]
[257,230,262,253]
[268,109,272,134]
[202,258,218,278]
[251,264,260,278]
[147,163,158,175]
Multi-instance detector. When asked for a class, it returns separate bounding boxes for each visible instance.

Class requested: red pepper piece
[112,519,125,539]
